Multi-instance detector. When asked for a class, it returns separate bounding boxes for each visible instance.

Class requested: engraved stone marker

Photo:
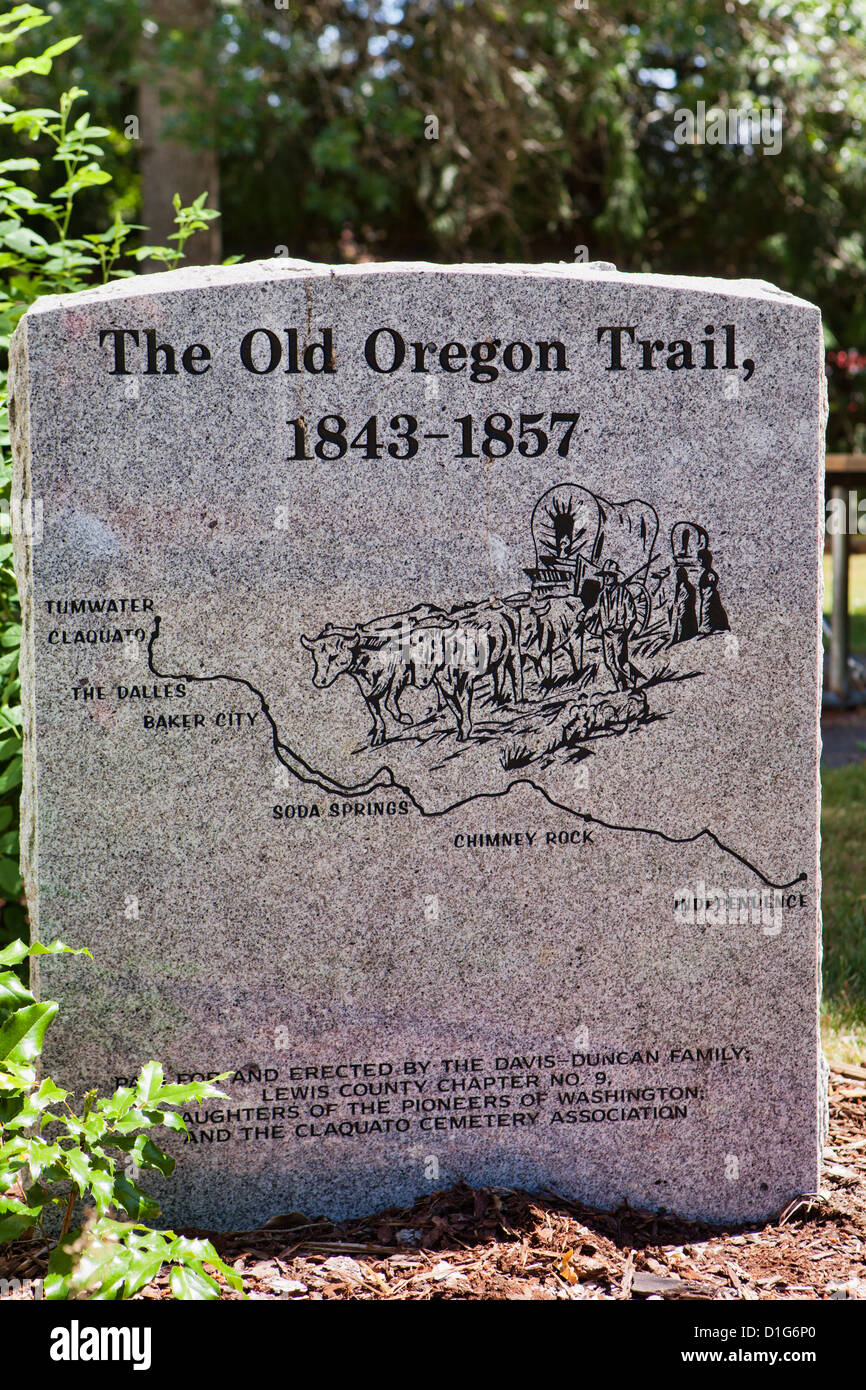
[11,261,825,1227]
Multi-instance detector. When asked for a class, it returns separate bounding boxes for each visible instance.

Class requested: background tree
[138,0,221,266]
[3,0,866,443]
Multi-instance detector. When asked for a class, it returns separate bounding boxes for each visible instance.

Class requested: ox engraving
[300,481,731,766]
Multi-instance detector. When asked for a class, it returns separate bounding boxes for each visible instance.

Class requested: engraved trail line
[147,616,806,891]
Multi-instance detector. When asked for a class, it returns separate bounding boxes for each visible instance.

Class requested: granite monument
[10,260,826,1227]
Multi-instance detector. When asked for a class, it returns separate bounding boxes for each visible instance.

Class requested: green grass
[823,551,866,654]
[821,762,866,1064]
[821,550,866,1063]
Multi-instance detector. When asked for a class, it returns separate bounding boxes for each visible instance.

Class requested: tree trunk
[138,0,221,267]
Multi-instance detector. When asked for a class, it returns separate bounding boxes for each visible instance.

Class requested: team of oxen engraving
[300,482,729,759]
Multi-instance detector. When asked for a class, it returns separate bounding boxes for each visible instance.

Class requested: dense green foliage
[4,0,866,441]
[0,939,242,1298]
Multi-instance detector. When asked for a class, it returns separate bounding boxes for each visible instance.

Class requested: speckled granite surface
[10,261,825,1227]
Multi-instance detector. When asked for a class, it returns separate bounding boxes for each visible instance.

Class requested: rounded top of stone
[18,255,817,319]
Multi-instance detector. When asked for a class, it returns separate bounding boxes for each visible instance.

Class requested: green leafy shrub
[0,8,236,1299]
[0,938,242,1299]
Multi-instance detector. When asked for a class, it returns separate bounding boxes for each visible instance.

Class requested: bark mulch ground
[2,1071,864,1301]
